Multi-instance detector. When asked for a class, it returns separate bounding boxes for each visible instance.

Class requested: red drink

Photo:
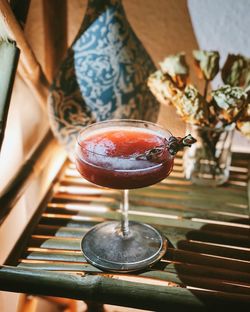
[75,120,177,273]
[75,120,194,273]
[75,126,173,189]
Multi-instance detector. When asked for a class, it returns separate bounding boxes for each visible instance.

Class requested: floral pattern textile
[48,0,159,155]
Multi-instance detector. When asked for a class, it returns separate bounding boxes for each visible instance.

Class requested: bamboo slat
[22,247,250,274]
[27,228,250,261]
[1,153,250,310]
[38,211,249,248]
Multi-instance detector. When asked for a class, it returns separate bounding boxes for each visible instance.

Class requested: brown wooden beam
[42,0,68,82]
[9,0,31,26]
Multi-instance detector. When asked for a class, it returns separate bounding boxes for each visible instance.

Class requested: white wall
[188,0,250,62]
[188,0,250,151]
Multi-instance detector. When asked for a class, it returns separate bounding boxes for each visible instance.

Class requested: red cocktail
[75,126,174,189]
[75,120,182,272]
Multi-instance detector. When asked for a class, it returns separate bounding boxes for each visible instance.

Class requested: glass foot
[81,221,167,272]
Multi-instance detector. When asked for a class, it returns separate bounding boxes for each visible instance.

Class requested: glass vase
[183,124,235,186]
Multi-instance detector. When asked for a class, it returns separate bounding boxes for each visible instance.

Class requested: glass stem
[121,189,129,237]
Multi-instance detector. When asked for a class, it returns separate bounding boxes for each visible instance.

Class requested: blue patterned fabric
[48,0,159,155]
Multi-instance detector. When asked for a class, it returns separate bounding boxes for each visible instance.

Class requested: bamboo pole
[0,0,49,107]
[0,265,250,311]
[17,260,250,293]
[0,40,19,151]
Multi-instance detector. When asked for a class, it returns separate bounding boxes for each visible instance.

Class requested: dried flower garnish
[135,144,166,162]
[167,134,197,155]
[135,135,196,161]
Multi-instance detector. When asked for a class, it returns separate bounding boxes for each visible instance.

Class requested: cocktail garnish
[168,134,197,155]
[135,134,196,161]
[135,143,166,162]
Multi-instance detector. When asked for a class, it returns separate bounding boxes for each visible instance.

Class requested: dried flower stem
[203,79,209,100]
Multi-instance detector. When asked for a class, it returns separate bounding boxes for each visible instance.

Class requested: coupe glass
[75,119,174,272]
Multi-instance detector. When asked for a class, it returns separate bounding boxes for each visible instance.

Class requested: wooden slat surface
[5,153,250,310]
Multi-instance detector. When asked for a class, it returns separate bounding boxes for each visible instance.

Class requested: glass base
[190,171,230,186]
[81,221,167,272]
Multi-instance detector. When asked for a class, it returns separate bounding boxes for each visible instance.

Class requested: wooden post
[0,0,49,107]
[42,0,68,82]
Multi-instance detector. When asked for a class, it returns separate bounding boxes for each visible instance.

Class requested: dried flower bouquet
[148,51,250,185]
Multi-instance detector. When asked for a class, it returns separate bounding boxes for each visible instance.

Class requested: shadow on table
[153,217,250,310]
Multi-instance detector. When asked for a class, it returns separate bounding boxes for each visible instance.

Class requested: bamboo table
[1,153,250,311]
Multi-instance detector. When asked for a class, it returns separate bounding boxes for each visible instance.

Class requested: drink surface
[81,127,164,157]
[76,127,173,189]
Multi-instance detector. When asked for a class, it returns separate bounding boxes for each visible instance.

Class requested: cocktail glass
[75,119,175,272]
